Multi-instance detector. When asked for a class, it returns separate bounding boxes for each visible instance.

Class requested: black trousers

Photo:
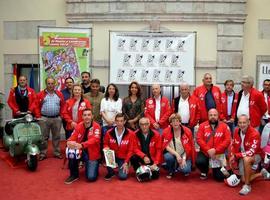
[130,155,159,179]
[195,151,225,182]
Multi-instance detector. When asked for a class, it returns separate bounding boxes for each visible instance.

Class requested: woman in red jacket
[63,84,92,139]
[163,113,195,179]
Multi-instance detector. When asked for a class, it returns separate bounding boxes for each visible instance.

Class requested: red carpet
[0,142,269,200]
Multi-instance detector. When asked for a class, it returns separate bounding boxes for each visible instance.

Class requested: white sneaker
[239,184,251,195]
[261,168,270,180]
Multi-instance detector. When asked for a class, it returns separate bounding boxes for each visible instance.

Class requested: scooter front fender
[25,144,40,156]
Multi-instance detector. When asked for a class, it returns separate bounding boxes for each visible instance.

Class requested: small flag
[13,64,17,87]
[29,64,35,89]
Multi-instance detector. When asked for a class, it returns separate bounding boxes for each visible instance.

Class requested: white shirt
[178,97,190,124]
[227,92,234,116]
[237,92,250,118]
[263,92,270,119]
[115,127,125,146]
[100,98,122,126]
[240,131,246,153]
[155,96,161,122]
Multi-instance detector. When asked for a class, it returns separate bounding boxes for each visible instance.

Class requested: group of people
[7,72,270,195]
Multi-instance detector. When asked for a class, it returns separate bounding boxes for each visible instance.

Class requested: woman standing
[63,84,92,139]
[100,83,122,135]
[122,81,144,130]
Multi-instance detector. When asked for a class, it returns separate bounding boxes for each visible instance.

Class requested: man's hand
[71,121,77,129]
[67,141,77,149]
[150,164,158,171]
[16,111,21,115]
[121,162,129,174]
[207,148,216,159]
[176,154,182,164]
[76,143,83,149]
[143,156,151,164]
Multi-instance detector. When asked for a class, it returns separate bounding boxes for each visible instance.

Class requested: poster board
[257,62,270,91]
[39,27,91,90]
[109,31,196,86]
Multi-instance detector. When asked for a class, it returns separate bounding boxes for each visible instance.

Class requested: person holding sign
[64,109,101,184]
[103,113,134,181]
[196,108,231,181]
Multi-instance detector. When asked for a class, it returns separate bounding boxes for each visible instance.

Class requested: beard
[209,119,218,125]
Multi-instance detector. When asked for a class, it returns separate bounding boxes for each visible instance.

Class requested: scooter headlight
[25,114,33,122]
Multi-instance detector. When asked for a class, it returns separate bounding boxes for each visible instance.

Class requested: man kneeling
[131,117,162,181]
[230,114,269,195]
[65,109,101,184]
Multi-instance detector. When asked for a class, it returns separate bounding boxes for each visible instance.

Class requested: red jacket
[193,85,222,122]
[68,121,101,161]
[197,121,231,156]
[63,98,92,130]
[35,90,65,118]
[103,128,134,163]
[172,95,200,128]
[7,86,36,117]
[236,88,267,127]
[162,125,195,164]
[220,91,238,121]
[133,129,162,165]
[261,90,270,121]
[231,126,261,159]
[144,96,171,129]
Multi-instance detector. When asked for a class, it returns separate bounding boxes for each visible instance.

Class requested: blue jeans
[69,150,99,182]
[107,157,128,180]
[164,152,192,174]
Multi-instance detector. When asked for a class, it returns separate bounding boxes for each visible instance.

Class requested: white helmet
[65,147,81,160]
[136,165,152,182]
[224,174,240,187]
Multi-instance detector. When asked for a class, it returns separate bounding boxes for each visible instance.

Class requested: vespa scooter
[3,113,42,171]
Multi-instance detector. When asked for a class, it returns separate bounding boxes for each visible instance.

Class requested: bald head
[152,84,161,98]
[238,114,250,132]
[208,108,219,124]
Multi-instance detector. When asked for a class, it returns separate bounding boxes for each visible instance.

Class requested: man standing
[84,79,104,124]
[64,109,101,184]
[131,117,161,180]
[144,84,171,133]
[61,77,74,101]
[196,109,231,181]
[36,77,65,160]
[103,113,134,180]
[220,80,238,133]
[172,82,200,130]
[81,71,92,94]
[260,79,270,133]
[236,76,267,129]
[193,73,222,123]
[230,115,269,195]
[7,75,36,117]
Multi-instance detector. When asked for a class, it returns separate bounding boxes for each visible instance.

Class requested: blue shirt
[227,92,234,116]
[61,88,71,101]
[41,91,61,116]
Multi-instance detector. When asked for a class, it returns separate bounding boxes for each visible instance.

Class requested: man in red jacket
[172,82,200,130]
[131,117,161,180]
[230,114,269,195]
[259,79,270,133]
[196,108,231,181]
[236,75,267,130]
[220,80,238,134]
[7,75,36,117]
[64,109,101,184]
[36,77,65,160]
[193,73,222,123]
[144,84,171,134]
[103,113,134,180]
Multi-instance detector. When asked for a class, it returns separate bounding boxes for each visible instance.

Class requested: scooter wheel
[27,155,38,171]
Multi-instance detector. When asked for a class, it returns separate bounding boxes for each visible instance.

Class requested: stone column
[216,23,244,87]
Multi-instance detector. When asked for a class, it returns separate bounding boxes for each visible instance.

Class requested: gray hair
[241,75,254,86]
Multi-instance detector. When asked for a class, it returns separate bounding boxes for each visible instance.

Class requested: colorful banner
[39,27,91,90]
[110,31,196,86]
